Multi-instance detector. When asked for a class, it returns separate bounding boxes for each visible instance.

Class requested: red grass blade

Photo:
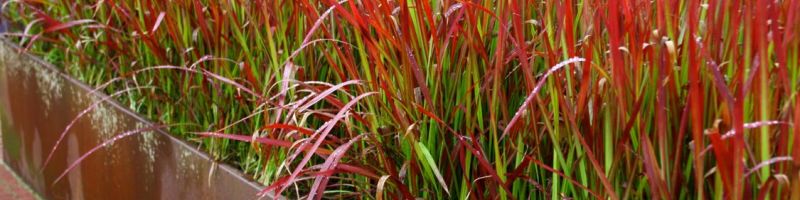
[42,86,153,170]
[192,132,333,156]
[307,134,366,200]
[503,57,585,138]
[53,124,170,185]
[263,91,376,198]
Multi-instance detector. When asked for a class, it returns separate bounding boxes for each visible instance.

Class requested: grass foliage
[3,0,800,199]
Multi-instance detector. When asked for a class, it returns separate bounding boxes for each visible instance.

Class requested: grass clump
[2,0,800,199]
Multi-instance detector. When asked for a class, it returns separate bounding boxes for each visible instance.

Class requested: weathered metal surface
[0,40,271,200]
[0,124,38,200]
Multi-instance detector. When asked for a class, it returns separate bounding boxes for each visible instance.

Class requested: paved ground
[0,130,38,200]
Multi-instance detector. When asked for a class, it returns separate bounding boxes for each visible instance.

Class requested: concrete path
[0,130,38,200]
[0,162,36,200]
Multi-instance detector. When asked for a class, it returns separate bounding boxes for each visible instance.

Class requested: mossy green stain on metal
[1,120,22,163]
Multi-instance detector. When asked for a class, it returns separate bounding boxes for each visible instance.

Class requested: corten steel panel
[0,40,273,200]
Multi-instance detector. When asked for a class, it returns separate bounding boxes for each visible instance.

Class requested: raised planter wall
[0,40,270,200]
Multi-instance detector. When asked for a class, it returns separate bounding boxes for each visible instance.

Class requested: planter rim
[0,38,277,199]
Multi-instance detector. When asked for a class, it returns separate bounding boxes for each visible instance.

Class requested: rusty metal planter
[0,40,272,199]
